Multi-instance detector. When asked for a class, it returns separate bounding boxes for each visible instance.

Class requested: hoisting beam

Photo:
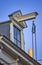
[14,12,38,22]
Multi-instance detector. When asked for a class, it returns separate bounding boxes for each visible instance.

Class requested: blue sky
[0,0,42,64]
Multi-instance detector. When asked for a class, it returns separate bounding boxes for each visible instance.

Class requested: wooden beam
[14,12,38,22]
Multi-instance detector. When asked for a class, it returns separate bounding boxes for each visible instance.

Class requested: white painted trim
[21,30,24,50]
[10,22,14,42]
[12,20,22,30]
[1,39,33,65]
[0,49,16,64]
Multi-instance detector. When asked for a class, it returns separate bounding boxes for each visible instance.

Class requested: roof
[0,10,27,29]
[8,10,27,28]
[8,10,22,16]
[0,19,27,29]
[0,20,11,24]
[0,34,41,65]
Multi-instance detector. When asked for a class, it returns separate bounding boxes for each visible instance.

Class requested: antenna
[32,19,37,60]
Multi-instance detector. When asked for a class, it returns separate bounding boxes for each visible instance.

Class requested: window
[14,26,21,47]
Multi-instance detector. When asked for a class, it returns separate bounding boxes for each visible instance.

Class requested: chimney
[28,48,33,58]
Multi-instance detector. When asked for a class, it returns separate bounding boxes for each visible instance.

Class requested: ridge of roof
[8,10,22,17]
[0,20,11,24]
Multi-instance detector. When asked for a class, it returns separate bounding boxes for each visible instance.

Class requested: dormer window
[14,26,21,47]
[0,10,27,50]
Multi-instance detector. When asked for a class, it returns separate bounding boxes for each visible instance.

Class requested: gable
[8,10,27,28]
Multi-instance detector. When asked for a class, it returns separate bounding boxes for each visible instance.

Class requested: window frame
[13,25,21,47]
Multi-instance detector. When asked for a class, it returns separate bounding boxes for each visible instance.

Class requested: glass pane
[17,41,20,47]
[14,38,16,44]
[14,26,17,38]
[17,30,20,41]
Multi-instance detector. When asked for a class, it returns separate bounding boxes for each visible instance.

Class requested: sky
[0,0,42,64]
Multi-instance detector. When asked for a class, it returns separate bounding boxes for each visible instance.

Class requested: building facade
[0,10,41,65]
